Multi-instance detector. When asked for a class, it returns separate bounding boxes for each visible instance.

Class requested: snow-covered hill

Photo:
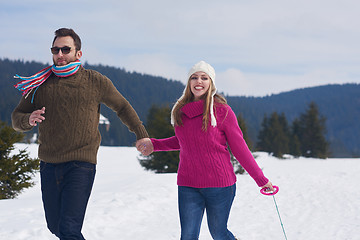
[0,144,359,240]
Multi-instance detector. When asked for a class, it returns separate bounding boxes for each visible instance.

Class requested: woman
[137,61,274,240]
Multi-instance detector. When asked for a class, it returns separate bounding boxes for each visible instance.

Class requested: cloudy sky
[1,0,359,96]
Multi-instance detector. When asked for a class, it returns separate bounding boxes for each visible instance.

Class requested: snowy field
[0,143,359,240]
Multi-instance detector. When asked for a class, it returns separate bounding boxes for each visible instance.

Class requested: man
[12,28,149,240]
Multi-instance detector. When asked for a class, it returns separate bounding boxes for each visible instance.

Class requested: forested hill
[227,84,360,157]
[1,58,359,157]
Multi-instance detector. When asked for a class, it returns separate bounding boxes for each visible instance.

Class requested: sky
[1,0,359,96]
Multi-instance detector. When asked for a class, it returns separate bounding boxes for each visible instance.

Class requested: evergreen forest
[1,58,359,157]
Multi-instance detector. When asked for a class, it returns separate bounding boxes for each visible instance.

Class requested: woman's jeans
[40,161,96,240]
[178,184,236,240]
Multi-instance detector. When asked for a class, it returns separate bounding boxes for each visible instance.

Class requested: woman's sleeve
[150,136,180,152]
[222,106,269,187]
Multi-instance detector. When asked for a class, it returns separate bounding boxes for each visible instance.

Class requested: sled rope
[272,195,288,240]
[260,186,288,239]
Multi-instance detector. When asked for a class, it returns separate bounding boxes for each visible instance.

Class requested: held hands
[136,138,154,156]
[29,107,45,126]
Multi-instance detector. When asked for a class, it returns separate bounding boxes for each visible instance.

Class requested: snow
[99,114,110,125]
[1,144,359,240]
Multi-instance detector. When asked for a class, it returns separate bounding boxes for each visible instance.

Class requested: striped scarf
[14,60,81,102]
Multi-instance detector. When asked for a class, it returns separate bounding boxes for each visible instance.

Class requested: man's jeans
[178,184,236,240]
[40,161,96,240]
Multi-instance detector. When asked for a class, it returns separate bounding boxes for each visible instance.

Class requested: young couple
[12,27,274,240]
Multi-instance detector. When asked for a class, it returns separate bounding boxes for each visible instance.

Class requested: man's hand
[29,107,45,126]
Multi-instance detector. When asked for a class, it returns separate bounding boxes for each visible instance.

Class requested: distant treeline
[1,58,359,157]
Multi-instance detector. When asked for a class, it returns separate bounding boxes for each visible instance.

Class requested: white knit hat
[171,60,217,127]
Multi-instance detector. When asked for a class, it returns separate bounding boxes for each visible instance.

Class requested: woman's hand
[261,181,275,193]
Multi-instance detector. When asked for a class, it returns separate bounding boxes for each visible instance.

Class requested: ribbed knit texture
[151,100,268,188]
[12,66,148,164]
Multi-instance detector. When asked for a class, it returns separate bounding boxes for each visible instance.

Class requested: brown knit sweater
[12,66,149,164]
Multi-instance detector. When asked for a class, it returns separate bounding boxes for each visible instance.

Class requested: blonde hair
[173,77,227,131]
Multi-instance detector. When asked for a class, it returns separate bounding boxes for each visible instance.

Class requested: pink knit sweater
[151,100,269,188]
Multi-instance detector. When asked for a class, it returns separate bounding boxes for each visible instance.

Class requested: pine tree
[257,112,290,158]
[257,114,271,153]
[0,121,39,199]
[230,114,253,175]
[294,102,329,158]
[138,105,179,173]
[289,119,302,157]
[237,114,253,150]
[275,113,291,157]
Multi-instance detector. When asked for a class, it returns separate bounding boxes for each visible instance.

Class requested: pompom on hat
[171,60,218,127]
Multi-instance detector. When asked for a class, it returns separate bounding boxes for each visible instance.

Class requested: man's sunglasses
[51,46,72,55]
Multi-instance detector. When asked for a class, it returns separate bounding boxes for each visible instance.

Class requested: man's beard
[53,54,77,66]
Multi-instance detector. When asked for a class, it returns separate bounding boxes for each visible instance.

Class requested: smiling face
[189,71,211,101]
[52,36,82,66]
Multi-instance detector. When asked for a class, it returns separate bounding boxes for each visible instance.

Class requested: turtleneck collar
[181,100,204,119]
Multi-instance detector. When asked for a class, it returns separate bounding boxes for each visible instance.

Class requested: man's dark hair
[52,28,81,51]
